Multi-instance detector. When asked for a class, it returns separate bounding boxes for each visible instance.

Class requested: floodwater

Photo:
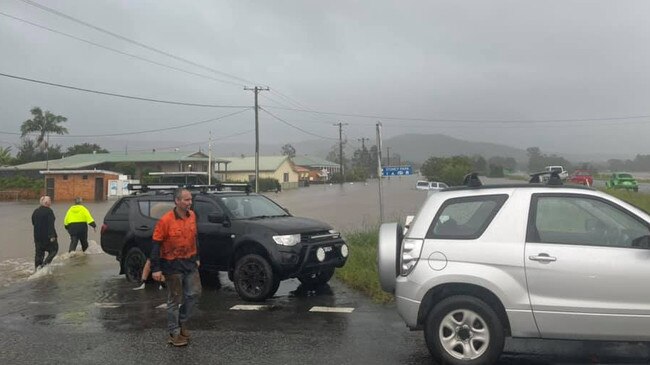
[0,176,425,288]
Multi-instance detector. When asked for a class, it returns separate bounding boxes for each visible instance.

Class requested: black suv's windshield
[219,195,289,219]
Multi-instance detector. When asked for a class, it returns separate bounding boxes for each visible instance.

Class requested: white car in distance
[416,180,449,193]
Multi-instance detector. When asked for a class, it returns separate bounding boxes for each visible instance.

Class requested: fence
[0,189,40,201]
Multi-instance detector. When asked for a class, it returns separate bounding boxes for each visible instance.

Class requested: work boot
[167,334,188,347]
[180,325,190,339]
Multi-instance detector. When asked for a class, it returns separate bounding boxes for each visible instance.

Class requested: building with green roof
[0,151,223,179]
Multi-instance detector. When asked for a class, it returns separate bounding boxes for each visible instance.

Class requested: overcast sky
[1,0,649,158]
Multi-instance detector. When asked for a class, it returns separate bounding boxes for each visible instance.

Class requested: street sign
[381,166,412,176]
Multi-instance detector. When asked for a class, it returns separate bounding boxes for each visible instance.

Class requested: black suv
[100,184,349,301]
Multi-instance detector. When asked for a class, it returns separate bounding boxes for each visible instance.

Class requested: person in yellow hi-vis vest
[64,197,96,253]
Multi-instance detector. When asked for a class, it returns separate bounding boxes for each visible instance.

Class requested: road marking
[94,302,121,309]
[230,304,273,311]
[309,306,355,313]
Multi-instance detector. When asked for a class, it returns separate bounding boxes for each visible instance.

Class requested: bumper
[276,239,348,278]
[396,294,421,329]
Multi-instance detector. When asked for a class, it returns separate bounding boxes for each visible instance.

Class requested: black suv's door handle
[135,225,150,231]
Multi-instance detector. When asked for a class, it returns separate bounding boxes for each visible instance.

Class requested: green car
[605,172,639,192]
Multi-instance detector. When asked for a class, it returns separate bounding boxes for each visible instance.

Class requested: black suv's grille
[300,231,337,243]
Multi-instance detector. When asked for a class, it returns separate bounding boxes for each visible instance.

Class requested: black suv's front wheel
[233,254,279,301]
[124,246,146,283]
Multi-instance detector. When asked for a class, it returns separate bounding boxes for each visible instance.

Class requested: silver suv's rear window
[426,194,508,239]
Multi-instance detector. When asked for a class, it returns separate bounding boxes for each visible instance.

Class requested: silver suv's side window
[529,194,650,248]
[426,194,508,239]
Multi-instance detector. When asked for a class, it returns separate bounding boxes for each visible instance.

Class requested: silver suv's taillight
[400,238,424,276]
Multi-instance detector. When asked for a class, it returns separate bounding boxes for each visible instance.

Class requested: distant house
[215,155,299,190]
[292,155,340,183]
[0,151,227,180]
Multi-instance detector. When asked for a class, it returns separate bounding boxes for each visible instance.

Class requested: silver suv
[378,176,650,365]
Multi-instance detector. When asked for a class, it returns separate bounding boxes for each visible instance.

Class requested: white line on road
[309,306,355,313]
[230,304,273,311]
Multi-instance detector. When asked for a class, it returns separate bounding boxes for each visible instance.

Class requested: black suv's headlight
[273,234,301,246]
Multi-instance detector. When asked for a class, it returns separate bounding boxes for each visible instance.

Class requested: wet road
[0,176,649,364]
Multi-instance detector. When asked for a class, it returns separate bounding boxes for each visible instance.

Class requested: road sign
[381,166,412,176]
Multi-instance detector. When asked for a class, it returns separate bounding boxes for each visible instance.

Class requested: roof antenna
[463,172,482,187]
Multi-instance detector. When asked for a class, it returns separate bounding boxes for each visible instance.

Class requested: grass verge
[335,228,393,304]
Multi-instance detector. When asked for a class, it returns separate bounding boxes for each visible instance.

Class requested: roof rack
[529,171,563,185]
[463,172,482,187]
[127,183,252,194]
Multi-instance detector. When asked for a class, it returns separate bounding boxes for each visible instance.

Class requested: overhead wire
[15,0,329,114]
[262,105,650,125]
[18,0,255,86]
[115,129,254,152]
[0,11,245,88]
[0,72,250,108]
[1,108,251,138]
[260,108,337,140]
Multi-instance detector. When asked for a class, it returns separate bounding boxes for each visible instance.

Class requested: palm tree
[20,107,68,150]
[0,146,12,165]
[20,107,68,169]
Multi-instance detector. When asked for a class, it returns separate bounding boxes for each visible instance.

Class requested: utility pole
[386,147,391,167]
[334,122,348,184]
[376,122,384,223]
[244,86,269,193]
[208,131,212,185]
[357,137,369,151]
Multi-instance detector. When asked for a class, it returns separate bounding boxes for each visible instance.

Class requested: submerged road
[0,176,648,364]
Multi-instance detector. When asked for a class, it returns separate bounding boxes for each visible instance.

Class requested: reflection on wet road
[0,176,648,364]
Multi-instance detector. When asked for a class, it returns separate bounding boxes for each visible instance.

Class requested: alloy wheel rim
[238,261,267,296]
[438,309,490,360]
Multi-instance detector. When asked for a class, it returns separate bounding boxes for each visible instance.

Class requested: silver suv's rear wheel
[424,295,504,365]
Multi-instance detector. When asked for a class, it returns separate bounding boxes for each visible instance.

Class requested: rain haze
[1,0,649,161]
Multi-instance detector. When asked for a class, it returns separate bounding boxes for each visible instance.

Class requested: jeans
[35,239,58,269]
[166,268,202,336]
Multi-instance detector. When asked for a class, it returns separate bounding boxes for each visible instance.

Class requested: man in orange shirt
[151,188,201,346]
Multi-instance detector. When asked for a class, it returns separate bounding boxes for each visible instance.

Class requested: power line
[114,129,254,152]
[0,11,244,87]
[18,0,255,86]
[1,108,251,138]
[262,105,650,124]
[260,108,337,140]
[0,72,250,108]
[270,89,312,110]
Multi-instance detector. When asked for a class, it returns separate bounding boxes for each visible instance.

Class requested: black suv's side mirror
[208,212,227,224]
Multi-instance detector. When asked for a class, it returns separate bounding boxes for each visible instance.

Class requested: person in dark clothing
[64,197,96,253]
[31,195,58,270]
